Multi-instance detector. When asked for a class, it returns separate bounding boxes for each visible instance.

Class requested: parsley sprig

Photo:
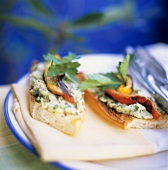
[78,73,122,91]
[43,52,130,91]
[43,52,80,81]
[78,54,130,91]
[117,53,130,83]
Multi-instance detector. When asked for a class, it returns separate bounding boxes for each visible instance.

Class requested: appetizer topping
[44,62,74,103]
[78,73,122,91]
[88,88,153,119]
[98,91,153,119]
[43,52,80,80]
[117,75,133,95]
[30,57,84,116]
[105,89,162,119]
[43,52,80,104]
[78,54,165,120]
[44,62,64,96]
[78,54,130,92]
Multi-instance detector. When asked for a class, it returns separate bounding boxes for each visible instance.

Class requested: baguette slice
[29,94,85,135]
[29,62,85,135]
[84,90,168,129]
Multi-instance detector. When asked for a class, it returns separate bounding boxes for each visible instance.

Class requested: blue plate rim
[3,80,73,170]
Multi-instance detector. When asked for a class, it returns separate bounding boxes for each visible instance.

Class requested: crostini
[78,54,168,129]
[29,53,85,135]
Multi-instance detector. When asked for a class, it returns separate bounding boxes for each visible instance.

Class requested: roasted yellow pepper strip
[44,62,64,96]
[117,75,133,95]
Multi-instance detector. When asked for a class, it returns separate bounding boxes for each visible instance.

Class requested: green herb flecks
[134,105,139,112]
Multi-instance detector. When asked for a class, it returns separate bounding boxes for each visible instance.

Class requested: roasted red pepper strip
[105,89,162,119]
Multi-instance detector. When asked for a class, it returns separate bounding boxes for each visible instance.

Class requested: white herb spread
[30,63,85,115]
[89,88,153,119]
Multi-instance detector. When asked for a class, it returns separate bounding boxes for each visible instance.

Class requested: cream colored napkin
[11,84,155,162]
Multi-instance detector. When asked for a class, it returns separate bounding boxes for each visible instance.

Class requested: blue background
[0,0,168,84]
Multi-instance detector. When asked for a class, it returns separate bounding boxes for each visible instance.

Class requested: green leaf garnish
[61,52,77,63]
[43,53,62,64]
[78,54,130,91]
[104,72,122,82]
[43,52,80,82]
[44,52,130,91]
[78,74,121,91]
[117,54,130,82]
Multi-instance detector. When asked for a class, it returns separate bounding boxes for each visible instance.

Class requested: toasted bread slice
[29,62,85,135]
[84,90,168,129]
[29,95,85,135]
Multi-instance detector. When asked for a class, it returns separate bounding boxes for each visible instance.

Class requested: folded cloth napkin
[12,84,154,161]
[11,43,168,162]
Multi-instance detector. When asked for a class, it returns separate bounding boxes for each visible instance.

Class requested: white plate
[4,54,168,170]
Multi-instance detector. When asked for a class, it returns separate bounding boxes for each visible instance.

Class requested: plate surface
[4,54,168,170]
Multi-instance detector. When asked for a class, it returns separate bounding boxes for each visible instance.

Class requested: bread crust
[84,90,168,129]
[29,95,85,135]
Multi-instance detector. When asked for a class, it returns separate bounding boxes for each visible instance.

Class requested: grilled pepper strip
[117,75,133,95]
[105,89,162,119]
[44,62,64,96]
[44,61,74,104]
[57,74,75,104]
